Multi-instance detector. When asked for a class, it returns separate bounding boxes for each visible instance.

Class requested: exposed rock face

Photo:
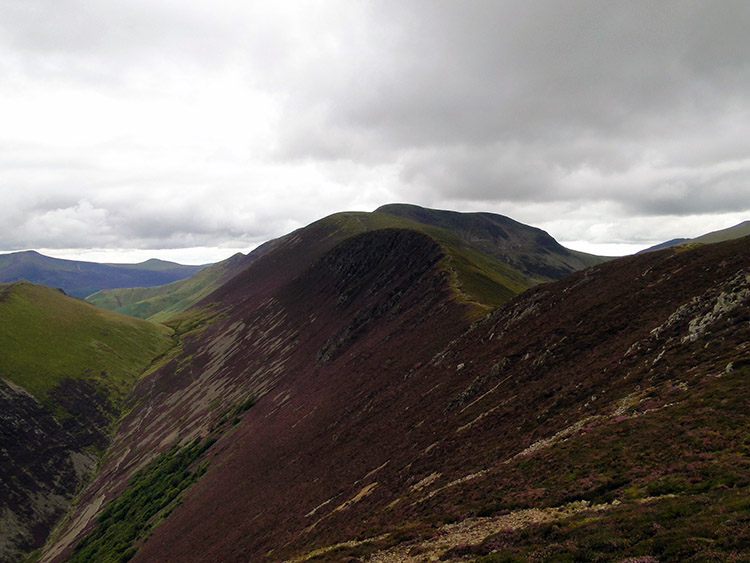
[0,379,96,561]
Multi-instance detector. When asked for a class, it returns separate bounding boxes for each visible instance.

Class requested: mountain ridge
[32,217,750,562]
[87,205,607,322]
[640,219,750,253]
[0,251,206,298]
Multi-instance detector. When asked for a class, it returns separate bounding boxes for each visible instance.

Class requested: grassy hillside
[0,281,176,561]
[86,253,246,322]
[641,220,750,253]
[691,220,750,244]
[0,281,174,408]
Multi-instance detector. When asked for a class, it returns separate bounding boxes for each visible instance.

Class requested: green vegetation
[86,254,243,322]
[211,394,258,430]
[691,220,750,245]
[0,281,173,408]
[70,438,215,563]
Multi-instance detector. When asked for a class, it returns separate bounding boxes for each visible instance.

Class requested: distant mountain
[84,235,291,322]
[0,250,206,298]
[691,220,750,244]
[0,281,174,561]
[641,220,749,253]
[639,237,690,253]
[86,253,248,322]
[88,205,608,323]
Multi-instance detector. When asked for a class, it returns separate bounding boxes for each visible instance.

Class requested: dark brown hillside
[39,234,750,562]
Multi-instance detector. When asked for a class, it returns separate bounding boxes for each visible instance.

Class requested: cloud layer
[2,1,749,261]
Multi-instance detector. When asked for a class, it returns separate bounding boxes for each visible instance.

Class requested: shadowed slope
[0,282,174,562]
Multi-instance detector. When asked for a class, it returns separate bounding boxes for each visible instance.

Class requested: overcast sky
[1,1,749,264]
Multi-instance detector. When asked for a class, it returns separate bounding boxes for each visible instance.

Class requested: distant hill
[639,237,690,253]
[691,220,750,244]
[641,220,750,253]
[85,235,289,322]
[86,253,247,322]
[0,250,205,298]
[0,281,174,561]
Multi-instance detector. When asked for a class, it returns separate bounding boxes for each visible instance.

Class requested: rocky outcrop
[0,379,96,562]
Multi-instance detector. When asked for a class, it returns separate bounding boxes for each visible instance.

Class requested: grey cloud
[279,2,750,152]
[273,1,750,220]
[2,1,749,258]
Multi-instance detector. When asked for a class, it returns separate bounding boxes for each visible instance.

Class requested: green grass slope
[0,281,174,411]
[86,253,246,323]
[691,220,750,245]
[642,220,750,253]
[0,281,176,561]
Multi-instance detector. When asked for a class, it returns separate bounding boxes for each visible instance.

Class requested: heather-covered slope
[0,282,174,562]
[38,226,477,562]
[0,251,204,298]
[38,228,750,562]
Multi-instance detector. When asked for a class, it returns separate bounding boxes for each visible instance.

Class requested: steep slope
[0,282,174,562]
[641,219,749,253]
[691,219,750,244]
[0,251,204,298]
[36,222,482,562]
[37,223,750,562]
